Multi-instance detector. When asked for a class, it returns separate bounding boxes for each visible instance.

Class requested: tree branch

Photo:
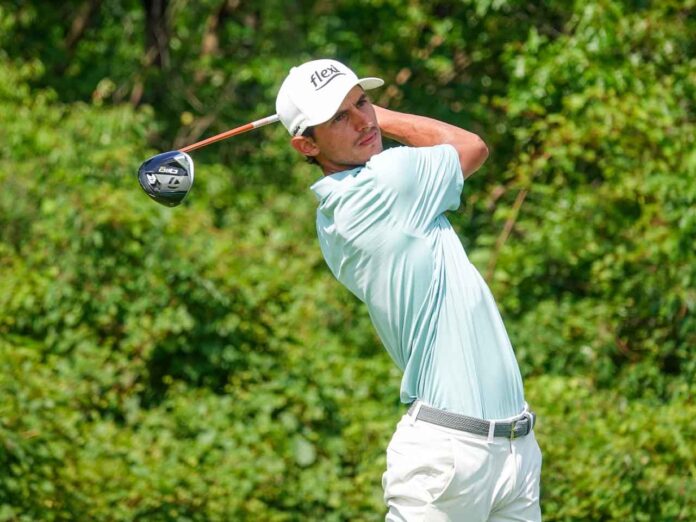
[486,188,528,281]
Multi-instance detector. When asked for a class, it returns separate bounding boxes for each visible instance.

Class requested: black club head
[137,151,195,207]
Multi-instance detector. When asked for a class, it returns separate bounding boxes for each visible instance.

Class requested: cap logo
[309,65,346,91]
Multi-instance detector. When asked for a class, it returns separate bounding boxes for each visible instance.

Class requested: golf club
[137,114,280,207]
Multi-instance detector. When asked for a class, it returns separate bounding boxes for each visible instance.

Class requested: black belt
[408,402,536,439]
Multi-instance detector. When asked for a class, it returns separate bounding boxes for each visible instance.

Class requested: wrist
[373,105,411,143]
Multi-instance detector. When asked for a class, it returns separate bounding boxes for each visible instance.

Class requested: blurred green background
[0,0,694,520]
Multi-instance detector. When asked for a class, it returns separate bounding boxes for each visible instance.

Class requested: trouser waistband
[407,401,536,439]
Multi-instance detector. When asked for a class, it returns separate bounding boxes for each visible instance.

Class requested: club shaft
[180,114,280,153]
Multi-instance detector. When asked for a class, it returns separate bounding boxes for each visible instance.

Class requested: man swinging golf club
[276,58,542,521]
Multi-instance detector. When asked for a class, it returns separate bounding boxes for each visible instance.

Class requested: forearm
[374,105,489,177]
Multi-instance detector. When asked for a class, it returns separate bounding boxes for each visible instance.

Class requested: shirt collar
[309,167,362,202]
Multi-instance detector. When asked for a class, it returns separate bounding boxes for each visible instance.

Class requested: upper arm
[373,105,489,179]
[373,145,464,228]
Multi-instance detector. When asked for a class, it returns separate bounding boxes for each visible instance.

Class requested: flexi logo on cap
[309,65,346,91]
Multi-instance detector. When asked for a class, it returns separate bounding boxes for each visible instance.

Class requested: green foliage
[527,376,696,521]
[0,335,399,520]
[1,0,694,519]
[479,0,696,400]
[0,52,397,520]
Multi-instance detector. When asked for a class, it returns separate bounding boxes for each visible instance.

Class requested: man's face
[305,86,383,174]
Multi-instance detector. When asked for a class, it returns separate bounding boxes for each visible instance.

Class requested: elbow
[459,135,489,177]
[476,136,490,164]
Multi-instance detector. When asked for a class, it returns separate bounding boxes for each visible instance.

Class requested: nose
[351,108,371,131]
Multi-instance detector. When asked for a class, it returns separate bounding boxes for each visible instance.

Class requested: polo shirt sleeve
[369,144,464,228]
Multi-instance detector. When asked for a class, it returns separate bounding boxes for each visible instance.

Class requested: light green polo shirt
[310,145,525,419]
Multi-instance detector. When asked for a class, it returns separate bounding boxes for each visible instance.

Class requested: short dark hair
[302,127,319,166]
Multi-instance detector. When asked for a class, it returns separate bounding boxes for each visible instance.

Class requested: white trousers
[382,410,542,521]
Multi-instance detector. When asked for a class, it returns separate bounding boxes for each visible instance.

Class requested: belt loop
[409,401,423,426]
[487,420,496,443]
[526,411,536,434]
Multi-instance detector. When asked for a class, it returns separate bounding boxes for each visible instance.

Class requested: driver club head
[137,150,194,207]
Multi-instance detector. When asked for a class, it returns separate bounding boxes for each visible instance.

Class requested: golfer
[276,59,542,521]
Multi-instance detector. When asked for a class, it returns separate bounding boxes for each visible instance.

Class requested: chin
[365,144,383,161]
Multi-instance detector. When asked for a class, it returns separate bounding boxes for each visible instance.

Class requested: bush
[527,376,695,521]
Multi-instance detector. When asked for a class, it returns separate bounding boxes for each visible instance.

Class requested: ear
[290,135,320,158]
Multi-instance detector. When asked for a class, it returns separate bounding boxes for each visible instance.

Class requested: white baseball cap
[276,59,384,136]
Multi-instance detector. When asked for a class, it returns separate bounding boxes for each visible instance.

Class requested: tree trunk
[142,0,170,69]
[195,0,240,84]
[64,0,102,53]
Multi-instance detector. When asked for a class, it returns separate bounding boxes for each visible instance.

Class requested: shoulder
[368,144,458,169]
[365,144,460,190]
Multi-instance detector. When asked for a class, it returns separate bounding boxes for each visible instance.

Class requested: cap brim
[358,77,384,90]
